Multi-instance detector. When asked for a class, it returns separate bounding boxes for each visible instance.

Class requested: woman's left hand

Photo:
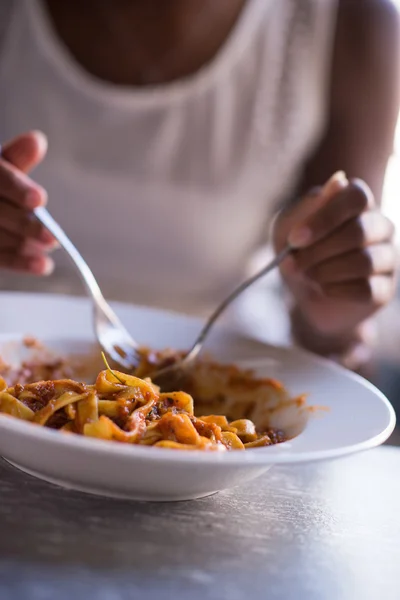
[273,172,396,340]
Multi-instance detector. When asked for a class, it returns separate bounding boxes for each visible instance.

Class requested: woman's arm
[300,0,400,201]
[277,0,400,364]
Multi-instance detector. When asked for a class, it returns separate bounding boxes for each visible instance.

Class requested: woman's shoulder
[331,0,399,103]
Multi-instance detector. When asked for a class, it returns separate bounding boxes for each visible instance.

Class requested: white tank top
[0,0,337,317]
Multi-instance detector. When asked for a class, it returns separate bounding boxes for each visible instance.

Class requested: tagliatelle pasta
[0,367,287,451]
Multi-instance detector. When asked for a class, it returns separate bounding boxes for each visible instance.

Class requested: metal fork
[147,245,291,389]
[0,143,142,370]
[34,206,142,370]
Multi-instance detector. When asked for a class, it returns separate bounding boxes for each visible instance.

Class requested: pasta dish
[0,365,287,451]
[0,338,310,451]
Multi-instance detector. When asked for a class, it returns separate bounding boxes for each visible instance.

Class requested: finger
[273,172,346,252]
[0,252,54,275]
[0,229,23,251]
[1,131,48,173]
[306,245,396,285]
[0,157,47,209]
[0,201,55,244]
[289,180,374,248]
[322,275,395,306]
[294,212,395,272]
[321,170,348,199]
[0,229,57,258]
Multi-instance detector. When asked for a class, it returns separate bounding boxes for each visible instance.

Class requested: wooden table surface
[1,446,400,600]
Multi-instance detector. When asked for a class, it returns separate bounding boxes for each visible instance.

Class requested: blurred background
[370,0,400,440]
[383,109,400,244]
[375,100,400,443]
[380,0,400,246]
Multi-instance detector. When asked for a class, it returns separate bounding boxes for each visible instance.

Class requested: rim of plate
[0,291,203,328]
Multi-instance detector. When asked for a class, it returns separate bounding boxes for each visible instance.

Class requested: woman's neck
[43,0,247,86]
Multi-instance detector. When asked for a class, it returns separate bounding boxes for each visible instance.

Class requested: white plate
[0,293,396,501]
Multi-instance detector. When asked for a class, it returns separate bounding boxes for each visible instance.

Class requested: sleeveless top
[0,0,338,319]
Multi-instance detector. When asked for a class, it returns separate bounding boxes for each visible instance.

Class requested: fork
[34,206,142,370]
[147,245,291,389]
[0,142,143,370]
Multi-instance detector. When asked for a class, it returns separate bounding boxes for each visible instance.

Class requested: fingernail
[29,256,54,276]
[42,257,54,275]
[25,189,45,209]
[23,238,58,255]
[288,227,312,248]
[370,276,393,305]
[31,130,48,155]
[39,228,58,246]
[331,170,347,183]
[47,239,60,250]
[323,171,348,197]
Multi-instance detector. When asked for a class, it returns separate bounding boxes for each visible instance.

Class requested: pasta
[0,367,286,451]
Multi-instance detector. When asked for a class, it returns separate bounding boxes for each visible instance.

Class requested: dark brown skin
[275,0,400,359]
[0,0,399,363]
[43,0,246,86]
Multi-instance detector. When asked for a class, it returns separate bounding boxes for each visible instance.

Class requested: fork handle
[0,144,116,325]
[0,142,108,317]
[183,245,292,364]
[34,206,111,315]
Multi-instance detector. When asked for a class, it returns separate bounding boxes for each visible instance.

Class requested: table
[1,447,400,600]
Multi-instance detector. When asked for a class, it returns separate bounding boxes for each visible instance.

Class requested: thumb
[320,170,348,201]
[1,130,48,173]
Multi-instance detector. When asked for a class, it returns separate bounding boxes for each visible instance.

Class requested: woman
[0,0,399,367]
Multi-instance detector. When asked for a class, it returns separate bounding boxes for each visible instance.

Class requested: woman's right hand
[0,131,56,275]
